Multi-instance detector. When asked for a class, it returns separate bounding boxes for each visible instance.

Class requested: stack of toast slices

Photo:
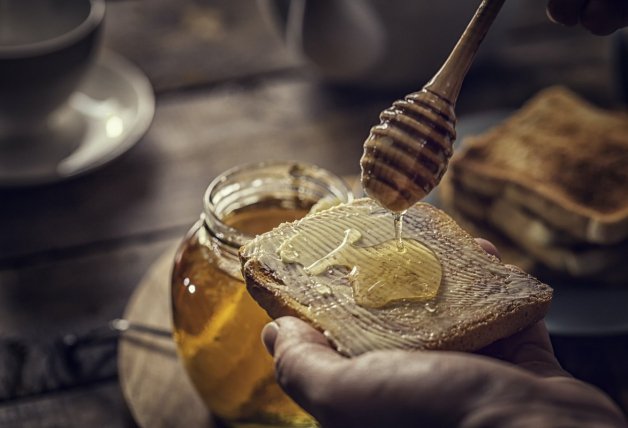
[440,86,628,286]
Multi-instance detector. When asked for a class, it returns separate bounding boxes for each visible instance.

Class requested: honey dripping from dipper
[361,0,506,223]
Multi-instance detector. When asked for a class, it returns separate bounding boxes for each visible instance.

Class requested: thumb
[261,316,347,410]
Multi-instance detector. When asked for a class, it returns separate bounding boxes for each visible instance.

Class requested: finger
[261,321,280,356]
[547,0,588,26]
[266,317,348,410]
[474,237,500,260]
[580,0,628,35]
[478,321,570,378]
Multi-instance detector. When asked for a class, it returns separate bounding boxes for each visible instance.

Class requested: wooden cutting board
[118,244,216,428]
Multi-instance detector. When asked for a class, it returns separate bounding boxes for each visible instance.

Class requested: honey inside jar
[171,162,351,427]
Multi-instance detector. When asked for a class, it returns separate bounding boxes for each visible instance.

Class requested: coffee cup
[0,0,105,138]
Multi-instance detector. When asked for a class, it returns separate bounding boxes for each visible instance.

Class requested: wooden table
[0,1,625,426]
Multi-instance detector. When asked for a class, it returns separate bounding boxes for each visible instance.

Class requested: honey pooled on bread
[240,199,552,356]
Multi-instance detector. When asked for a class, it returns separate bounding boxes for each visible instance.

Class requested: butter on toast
[240,199,552,357]
[450,86,628,244]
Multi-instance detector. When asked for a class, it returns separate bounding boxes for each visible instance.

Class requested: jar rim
[202,160,353,249]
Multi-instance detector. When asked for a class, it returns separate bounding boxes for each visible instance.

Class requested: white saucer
[0,51,155,186]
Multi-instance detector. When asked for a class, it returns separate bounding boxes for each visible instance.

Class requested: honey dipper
[360,0,506,212]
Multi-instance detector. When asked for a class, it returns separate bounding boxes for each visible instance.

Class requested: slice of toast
[439,175,628,285]
[443,182,628,276]
[444,175,581,246]
[449,86,628,245]
[239,198,552,357]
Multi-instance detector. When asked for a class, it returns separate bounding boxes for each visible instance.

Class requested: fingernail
[261,321,279,356]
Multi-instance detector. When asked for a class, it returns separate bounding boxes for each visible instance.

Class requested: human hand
[260,239,628,428]
[262,318,626,427]
[547,0,628,35]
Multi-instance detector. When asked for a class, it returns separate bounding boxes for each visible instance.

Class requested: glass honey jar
[171,161,352,427]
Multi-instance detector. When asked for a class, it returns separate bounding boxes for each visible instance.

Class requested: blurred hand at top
[547,0,628,35]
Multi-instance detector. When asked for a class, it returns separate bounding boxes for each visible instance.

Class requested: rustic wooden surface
[0,0,626,426]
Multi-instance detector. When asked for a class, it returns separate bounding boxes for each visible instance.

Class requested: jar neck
[200,214,241,258]
[198,215,242,281]
[201,161,352,252]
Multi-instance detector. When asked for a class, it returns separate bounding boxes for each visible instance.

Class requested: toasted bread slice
[449,86,628,244]
[444,184,628,276]
[444,175,580,246]
[440,176,628,284]
[240,199,552,357]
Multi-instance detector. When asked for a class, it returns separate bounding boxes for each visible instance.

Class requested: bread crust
[243,261,551,353]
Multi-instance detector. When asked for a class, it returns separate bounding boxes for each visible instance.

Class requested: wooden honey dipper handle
[361,0,506,213]
[426,0,507,104]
